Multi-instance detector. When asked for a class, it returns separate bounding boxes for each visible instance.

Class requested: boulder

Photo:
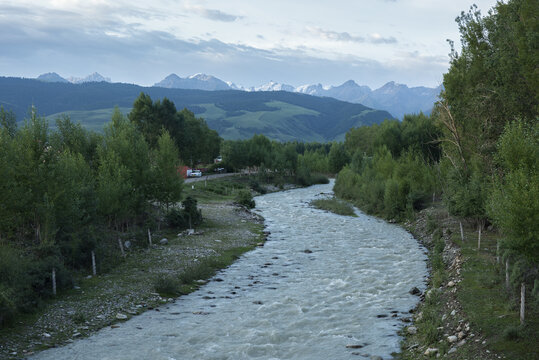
[407,326,418,335]
[424,348,438,356]
[159,238,168,245]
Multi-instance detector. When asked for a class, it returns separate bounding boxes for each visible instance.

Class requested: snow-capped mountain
[251,81,295,92]
[68,72,111,84]
[36,72,69,83]
[36,72,111,84]
[154,73,230,91]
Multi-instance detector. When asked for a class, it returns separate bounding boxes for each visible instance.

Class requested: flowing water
[33,182,428,360]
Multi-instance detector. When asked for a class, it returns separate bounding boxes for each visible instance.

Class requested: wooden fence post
[52,268,57,296]
[477,224,481,251]
[118,238,125,257]
[91,250,97,275]
[459,222,464,242]
[505,260,510,290]
[520,283,525,325]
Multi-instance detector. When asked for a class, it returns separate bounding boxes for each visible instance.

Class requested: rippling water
[33,182,427,360]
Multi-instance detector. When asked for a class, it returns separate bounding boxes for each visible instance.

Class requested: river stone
[160,238,168,245]
[407,326,418,335]
[424,347,438,356]
[447,335,458,343]
[115,313,128,320]
[448,347,457,354]
[370,356,383,360]
[458,331,466,340]
[345,344,363,349]
[409,287,420,295]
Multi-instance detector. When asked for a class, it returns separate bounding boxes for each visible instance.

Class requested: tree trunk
[460,222,464,242]
[118,238,125,257]
[147,229,152,246]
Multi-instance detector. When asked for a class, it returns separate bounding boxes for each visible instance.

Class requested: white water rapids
[33,182,428,360]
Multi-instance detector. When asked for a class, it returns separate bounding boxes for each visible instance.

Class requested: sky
[0,0,500,89]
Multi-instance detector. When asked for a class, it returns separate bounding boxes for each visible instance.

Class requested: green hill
[0,77,393,141]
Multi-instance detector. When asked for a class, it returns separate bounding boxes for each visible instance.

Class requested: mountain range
[152,73,442,119]
[36,72,441,119]
[1,77,393,142]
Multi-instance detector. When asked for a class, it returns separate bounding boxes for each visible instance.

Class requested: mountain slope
[0,77,393,142]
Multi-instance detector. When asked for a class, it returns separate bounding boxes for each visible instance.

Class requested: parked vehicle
[190,169,202,177]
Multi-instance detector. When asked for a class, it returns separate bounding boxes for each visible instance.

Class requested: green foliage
[310,198,356,217]
[154,274,181,296]
[151,130,183,210]
[328,142,350,174]
[165,196,202,229]
[488,121,539,263]
[235,190,255,209]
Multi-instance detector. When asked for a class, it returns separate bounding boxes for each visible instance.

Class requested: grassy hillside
[0,77,393,141]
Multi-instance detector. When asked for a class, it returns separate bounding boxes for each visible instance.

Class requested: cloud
[307,27,365,43]
[184,5,243,22]
[368,33,398,44]
[307,27,398,45]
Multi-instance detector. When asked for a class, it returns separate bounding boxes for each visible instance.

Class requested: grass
[310,197,357,217]
[455,228,539,359]
[398,205,539,360]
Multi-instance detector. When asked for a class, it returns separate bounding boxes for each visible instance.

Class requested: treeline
[0,93,221,326]
[222,137,349,186]
[335,0,538,318]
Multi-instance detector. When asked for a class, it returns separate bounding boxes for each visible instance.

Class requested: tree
[328,142,350,174]
[152,130,183,211]
[488,120,539,263]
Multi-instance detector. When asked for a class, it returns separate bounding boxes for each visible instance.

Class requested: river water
[33,182,427,360]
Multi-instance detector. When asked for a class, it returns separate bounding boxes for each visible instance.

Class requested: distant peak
[341,79,359,86]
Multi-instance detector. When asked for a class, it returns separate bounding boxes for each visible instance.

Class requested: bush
[311,173,330,184]
[235,190,255,208]
[154,274,181,296]
[249,179,267,194]
[165,196,203,229]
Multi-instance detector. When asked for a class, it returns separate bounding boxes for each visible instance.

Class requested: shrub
[154,274,181,296]
[165,196,203,229]
[249,179,267,194]
[311,173,330,185]
[235,190,255,208]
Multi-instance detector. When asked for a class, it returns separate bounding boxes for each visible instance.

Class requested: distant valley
[0,77,393,142]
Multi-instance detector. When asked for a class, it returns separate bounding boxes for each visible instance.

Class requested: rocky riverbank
[398,204,506,359]
[0,201,266,359]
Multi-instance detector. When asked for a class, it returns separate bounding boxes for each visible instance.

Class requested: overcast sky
[0,0,499,89]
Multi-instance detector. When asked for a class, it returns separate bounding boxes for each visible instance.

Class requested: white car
[190,170,202,177]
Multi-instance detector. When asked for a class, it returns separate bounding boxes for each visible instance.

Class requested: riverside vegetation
[333,0,538,358]
[0,89,330,357]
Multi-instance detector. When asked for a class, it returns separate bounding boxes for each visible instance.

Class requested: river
[33,182,428,360]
